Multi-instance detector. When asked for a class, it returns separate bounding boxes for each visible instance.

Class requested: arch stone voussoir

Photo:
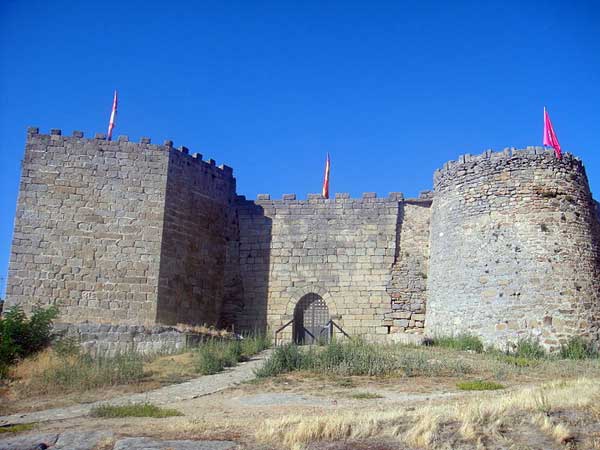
[284,284,338,318]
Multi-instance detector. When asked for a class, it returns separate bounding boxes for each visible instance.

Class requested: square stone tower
[5,128,236,327]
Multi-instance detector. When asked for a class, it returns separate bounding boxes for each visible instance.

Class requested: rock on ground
[0,432,237,450]
[112,437,237,450]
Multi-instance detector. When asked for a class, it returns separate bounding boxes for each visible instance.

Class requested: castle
[4,127,600,352]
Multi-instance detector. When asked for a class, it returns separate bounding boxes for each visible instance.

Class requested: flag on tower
[543,107,562,159]
[107,90,118,141]
[322,152,331,199]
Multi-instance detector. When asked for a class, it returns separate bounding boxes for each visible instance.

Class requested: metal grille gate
[293,293,330,344]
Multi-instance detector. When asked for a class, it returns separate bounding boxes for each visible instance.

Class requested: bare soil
[2,347,600,449]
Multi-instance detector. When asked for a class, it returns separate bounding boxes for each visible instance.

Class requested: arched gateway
[293,293,330,344]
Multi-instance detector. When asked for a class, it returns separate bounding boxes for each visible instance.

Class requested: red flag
[543,107,562,159]
[322,152,330,199]
[107,90,118,141]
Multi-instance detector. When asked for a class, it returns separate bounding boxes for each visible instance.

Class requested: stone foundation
[54,323,212,357]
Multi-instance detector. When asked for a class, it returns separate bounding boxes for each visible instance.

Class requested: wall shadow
[221,198,272,334]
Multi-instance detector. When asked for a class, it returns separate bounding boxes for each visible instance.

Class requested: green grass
[349,392,384,399]
[430,334,484,353]
[255,339,472,378]
[90,402,183,418]
[0,423,36,434]
[497,355,536,367]
[560,337,598,360]
[457,380,505,391]
[254,342,306,378]
[513,338,546,359]
[195,334,270,375]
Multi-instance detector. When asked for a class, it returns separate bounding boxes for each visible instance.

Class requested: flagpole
[107,90,118,141]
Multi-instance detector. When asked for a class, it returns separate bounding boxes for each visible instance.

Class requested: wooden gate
[293,293,329,344]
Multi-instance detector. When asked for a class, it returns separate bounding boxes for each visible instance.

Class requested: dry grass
[144,351,198,384]
[256,377,599,449]
[531,413,575,444]
[9,347,59,381]
[2,349,199,414]
[175,323,232,337]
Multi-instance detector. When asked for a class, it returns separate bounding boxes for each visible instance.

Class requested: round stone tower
[426,147,600,350]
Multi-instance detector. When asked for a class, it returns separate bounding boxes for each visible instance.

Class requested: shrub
[255,343,305,378]
[255,339,471,379]
[195,334,269,375]
[90,402,182,418]
[457,380,505,391]
[240,332,270,357]
[196,345,226,375]
[312,339,397,376]
[431,334,484,353]
[0,305,58,378]
[514,338,546,359]
[223,340,243,367]
[560,337,598,359]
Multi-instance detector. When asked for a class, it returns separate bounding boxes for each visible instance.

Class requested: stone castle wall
[5,129,236,328]
[233,193,406,339]
[5,128,600,351]
[5,128,169,324]
[385,197,432,333]
[427,147,600,350]
[155,147,237,326]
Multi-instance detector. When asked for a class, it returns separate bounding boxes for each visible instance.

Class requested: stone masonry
[234,192,404,339]
[427,147,600,350]
[4,129,600,351]
[5,128,235,329]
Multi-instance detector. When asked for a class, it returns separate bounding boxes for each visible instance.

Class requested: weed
[23,352,145,394]
[335,378,355,388]
[514,338,546,359]
[349,392,384,399]
[534,390,552,415]
[256,339,472,379]
[498,355,536,367]
[195,334,269,376]
[431,334,484,353]
[52,336,81,357]
[560,336,598,360]
[240,333,270,357]
[222,340,243,366]
[457,380,505,391]
[255,343,305,378]
[0,423,36,434]
[90,402,183,418]
[195,346,225,375]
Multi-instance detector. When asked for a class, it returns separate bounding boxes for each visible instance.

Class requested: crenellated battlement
[235,190,434,205]
[433,146,585,190]
[26,127,234,178]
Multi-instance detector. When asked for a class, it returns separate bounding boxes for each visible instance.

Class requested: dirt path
[0,350,272,426]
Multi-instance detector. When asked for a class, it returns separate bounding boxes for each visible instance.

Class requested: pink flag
[107,90,118,141]
[543,107,562,159]
[322,153,330,199]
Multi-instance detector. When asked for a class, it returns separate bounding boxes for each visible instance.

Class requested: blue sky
[1,0,599,296]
